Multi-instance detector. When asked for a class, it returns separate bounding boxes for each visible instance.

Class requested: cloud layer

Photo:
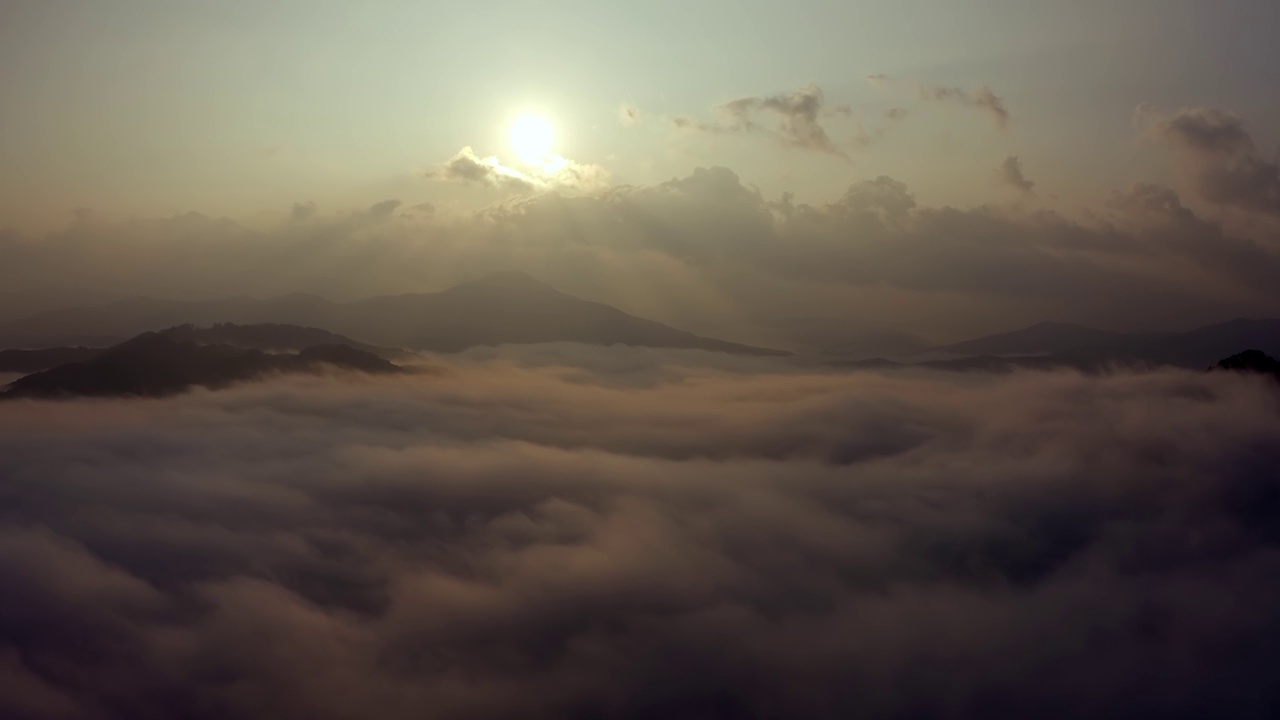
[429,146,539,192]
[5,105,1280,348]
[673,84,849,157]
[919,83,1011,129]
[1143,105,1280,216]
[428,147,610,194]
[1,351,1279,718]
[997,155,1035,193]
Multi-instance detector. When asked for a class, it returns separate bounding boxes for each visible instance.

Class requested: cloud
[0,356,1279,718]
[1143,106,1280,216]
[851,108,910,148]
[4,163,1280,349]
[1108,182,1197,220]
[428,147,611,196]
[674,84,850,158]
[670,80,1017,156]
[541,156,613,192]
[1146,106,1256,155]
[920,83,1011,129]
[361,199,402,221]
[1201,156,1280,216]
[428,146,539,192]
[997,155,1036,192]
[618,104,642,126]
[290,201,318,222]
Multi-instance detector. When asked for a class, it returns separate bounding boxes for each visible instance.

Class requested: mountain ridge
[1,333,405,400]
[0,323,409,375]
[924,320,1129,358]
[1212,349,1280,381]
[833,318,1280,373]
[0,272,788,357]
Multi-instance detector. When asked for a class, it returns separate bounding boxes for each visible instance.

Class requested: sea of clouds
[1,348,1278,719]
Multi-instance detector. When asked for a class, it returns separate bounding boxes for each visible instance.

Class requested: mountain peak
[2,334,404,400]
[1214,349,1280,378]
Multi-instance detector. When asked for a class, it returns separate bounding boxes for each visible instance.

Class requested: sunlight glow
[509,114,555,166]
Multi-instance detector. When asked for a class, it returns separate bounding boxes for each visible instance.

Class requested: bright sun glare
[509,114,555,165]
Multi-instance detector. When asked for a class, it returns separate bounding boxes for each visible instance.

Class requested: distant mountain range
[0,272,788,357]
[838,318,1280,372]
[803,318,1280,372]
[1,332,404,400]
[927,321,1127,358]
[4,274,1279,373]
[0,323,404,375]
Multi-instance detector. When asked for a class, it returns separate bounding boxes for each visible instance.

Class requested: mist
[2,351,1278,719]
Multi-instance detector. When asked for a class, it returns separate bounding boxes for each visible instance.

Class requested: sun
[509,114,555,165]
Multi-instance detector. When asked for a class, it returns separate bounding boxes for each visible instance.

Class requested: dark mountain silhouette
[857,318,1280,373]
[833,320,1280,374]
[0,323,409,376]
[0,272,787,356]
[1211,349,1280,381]
[1,333,403,400]
[1022,318,1280,371]
[1097,318,1280,368]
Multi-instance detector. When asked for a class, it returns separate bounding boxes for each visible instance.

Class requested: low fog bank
[1,354,1278,719]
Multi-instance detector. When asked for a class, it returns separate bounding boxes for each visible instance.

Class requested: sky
[1,1,1279,346]
[2,0,1278,227]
